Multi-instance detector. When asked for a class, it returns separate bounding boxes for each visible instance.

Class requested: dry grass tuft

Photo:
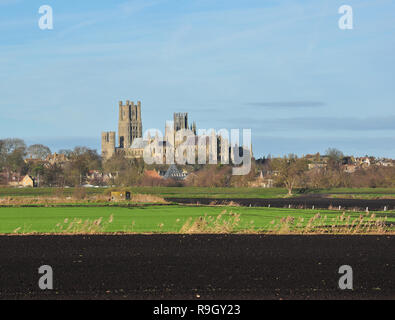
[267,212,394,234]
[51,215,114,234]
[73,188,87,200]
[179,210,242,234]
[226,201,241,207]
[0,192,166,206]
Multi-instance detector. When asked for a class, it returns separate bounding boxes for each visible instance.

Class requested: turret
[137,101,142,122]
[101,131,116,160]
[118,100,143,148]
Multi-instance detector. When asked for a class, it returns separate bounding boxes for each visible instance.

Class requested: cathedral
[102,100,243,164]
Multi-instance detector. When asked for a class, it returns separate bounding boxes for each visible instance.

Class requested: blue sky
[0,0,394,158]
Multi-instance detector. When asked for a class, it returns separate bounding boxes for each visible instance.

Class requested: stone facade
[101,100,235,164]
[101,131,116,160]
[174,113,188,131]
[102,100,143,159]
[21,175,36,188]
[118,100,142,148]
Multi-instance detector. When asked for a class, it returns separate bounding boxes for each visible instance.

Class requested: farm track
[0,235,394,300]
[167,196,395,211]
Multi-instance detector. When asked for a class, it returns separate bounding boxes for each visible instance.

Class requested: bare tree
[271,154,308,195]
[58,149,73,157]
[63,147,101,186]
[27,144,51,160]
[1,138,26,154]
[326,148,344,170]
[0,138,27,183]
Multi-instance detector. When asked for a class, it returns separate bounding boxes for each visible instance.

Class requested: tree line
[0,139,101,187]
[0,139,394,190]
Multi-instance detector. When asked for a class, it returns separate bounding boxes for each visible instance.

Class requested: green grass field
[0,205,393,234]
[306,187,395,199]
[1,186,394,234]
[1,186,395,199]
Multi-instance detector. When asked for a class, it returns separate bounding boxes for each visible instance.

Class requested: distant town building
[343,164,357,173]
[45,152,69,166]
[24,157,43,166]
[248,171,274,188]
[20,175,36,188]
[356,157,371,168]
[308,162,327,170]
[162,164,187,180]
[376,159,393,167]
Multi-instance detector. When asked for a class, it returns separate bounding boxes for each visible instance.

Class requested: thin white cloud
[245,102,326,108]
[0,0,21,6]
[118,0,160,15]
